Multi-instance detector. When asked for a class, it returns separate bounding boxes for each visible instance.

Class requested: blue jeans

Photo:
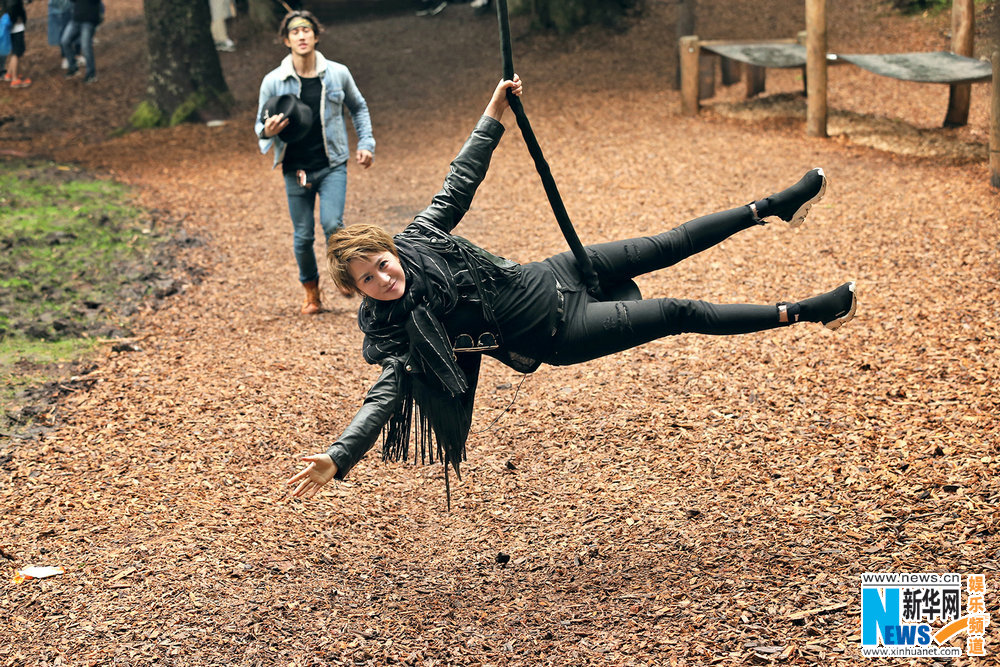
[48,7,73,47]
[61,21,95,78]
[283,162,348,283]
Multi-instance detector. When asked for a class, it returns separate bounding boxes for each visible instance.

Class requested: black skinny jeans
[542,205,783,366]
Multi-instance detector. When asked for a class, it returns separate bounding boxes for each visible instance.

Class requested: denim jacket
[254,51,375,169]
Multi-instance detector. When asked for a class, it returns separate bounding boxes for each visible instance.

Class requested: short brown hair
[326,224,398,296]
[278,10,323,39]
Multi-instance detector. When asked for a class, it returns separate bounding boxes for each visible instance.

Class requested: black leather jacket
[326,115,553,479]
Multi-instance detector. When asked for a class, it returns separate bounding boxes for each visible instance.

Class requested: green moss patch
[0,160,196,438]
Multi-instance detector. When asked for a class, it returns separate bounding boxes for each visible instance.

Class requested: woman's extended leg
[547,281,856,366]
[547,296,781,365]
[540,167,845,365]
[578,168,827,286]
[582,205,759,286]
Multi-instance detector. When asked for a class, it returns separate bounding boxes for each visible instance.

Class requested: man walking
[61,0,100,83]
[255,10,375,315]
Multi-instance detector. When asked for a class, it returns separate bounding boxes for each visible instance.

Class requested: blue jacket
[255,51,375,169]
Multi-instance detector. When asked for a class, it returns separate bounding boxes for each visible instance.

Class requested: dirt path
[2,1,998,665]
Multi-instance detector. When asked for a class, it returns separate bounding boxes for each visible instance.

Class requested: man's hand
[263,112,290,139]
[356,149,374,169]
[287,454,338,498]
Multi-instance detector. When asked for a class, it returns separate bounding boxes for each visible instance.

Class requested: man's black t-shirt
[282,76,328,175]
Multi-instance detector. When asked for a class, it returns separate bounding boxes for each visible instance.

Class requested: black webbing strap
[495,0,603,299]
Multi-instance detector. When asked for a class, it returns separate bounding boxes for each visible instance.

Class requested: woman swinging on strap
[288,76,857,501]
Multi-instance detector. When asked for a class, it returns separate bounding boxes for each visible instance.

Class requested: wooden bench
[679,35,812,115]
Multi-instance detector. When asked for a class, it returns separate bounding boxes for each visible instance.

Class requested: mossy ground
[0,161,181,439]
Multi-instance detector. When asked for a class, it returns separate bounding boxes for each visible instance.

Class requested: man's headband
[287,17,313,32]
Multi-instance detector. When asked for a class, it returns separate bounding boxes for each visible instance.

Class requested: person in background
[254,10,375,315]
[47,0,75,69]
[209,0,235,52]
[61,0,100,83]
[4,0,32,88]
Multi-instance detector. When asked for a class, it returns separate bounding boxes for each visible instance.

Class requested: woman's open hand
[287,453,338,498]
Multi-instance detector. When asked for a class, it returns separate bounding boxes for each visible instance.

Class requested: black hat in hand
[261,94,314,143]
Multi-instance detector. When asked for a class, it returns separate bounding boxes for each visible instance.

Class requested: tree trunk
[991,50,999,189]
[132,0,233,128]
[805,0,827,138]
[943,0,974,127]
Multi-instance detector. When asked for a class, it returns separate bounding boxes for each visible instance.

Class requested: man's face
[348,252,407,301]
[284,24,317,57]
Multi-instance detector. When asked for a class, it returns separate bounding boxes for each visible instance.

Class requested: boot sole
[786,167,827,229]
[823,281,857,330]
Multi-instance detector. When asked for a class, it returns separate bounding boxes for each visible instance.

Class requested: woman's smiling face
[347,252,406,301]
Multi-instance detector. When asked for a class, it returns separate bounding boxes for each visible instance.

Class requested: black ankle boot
[794,282,857,330]
[754,168,827,228]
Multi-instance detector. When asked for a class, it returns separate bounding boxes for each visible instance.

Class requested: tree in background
[888,0,949,12]
[512,0,642,33]
[247,0,299,28]
[131,0,233,128]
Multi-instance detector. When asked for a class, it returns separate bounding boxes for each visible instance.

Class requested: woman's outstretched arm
[287,361,404,498]
[287,453,337,499]
[409,76,523,235]
[484,74,522,121]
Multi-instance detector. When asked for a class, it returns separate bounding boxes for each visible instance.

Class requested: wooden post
[721,57,742,86]
[672,0,696,90]
[805,0,828,137]
[990,52,999,189]
[745,65,766,98]
[944,0,975,127]
[797,30,808,95]
[680,35,701,115]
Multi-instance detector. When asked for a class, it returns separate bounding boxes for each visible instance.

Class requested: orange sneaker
[11,77,32,88]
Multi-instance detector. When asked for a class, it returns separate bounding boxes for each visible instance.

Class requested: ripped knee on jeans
[601,302,634,334]
[622,242,644,266]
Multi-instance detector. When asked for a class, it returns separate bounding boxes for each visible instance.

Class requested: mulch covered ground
[2,0,998,665]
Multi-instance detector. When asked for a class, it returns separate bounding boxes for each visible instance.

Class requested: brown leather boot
[301,280,322,315]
